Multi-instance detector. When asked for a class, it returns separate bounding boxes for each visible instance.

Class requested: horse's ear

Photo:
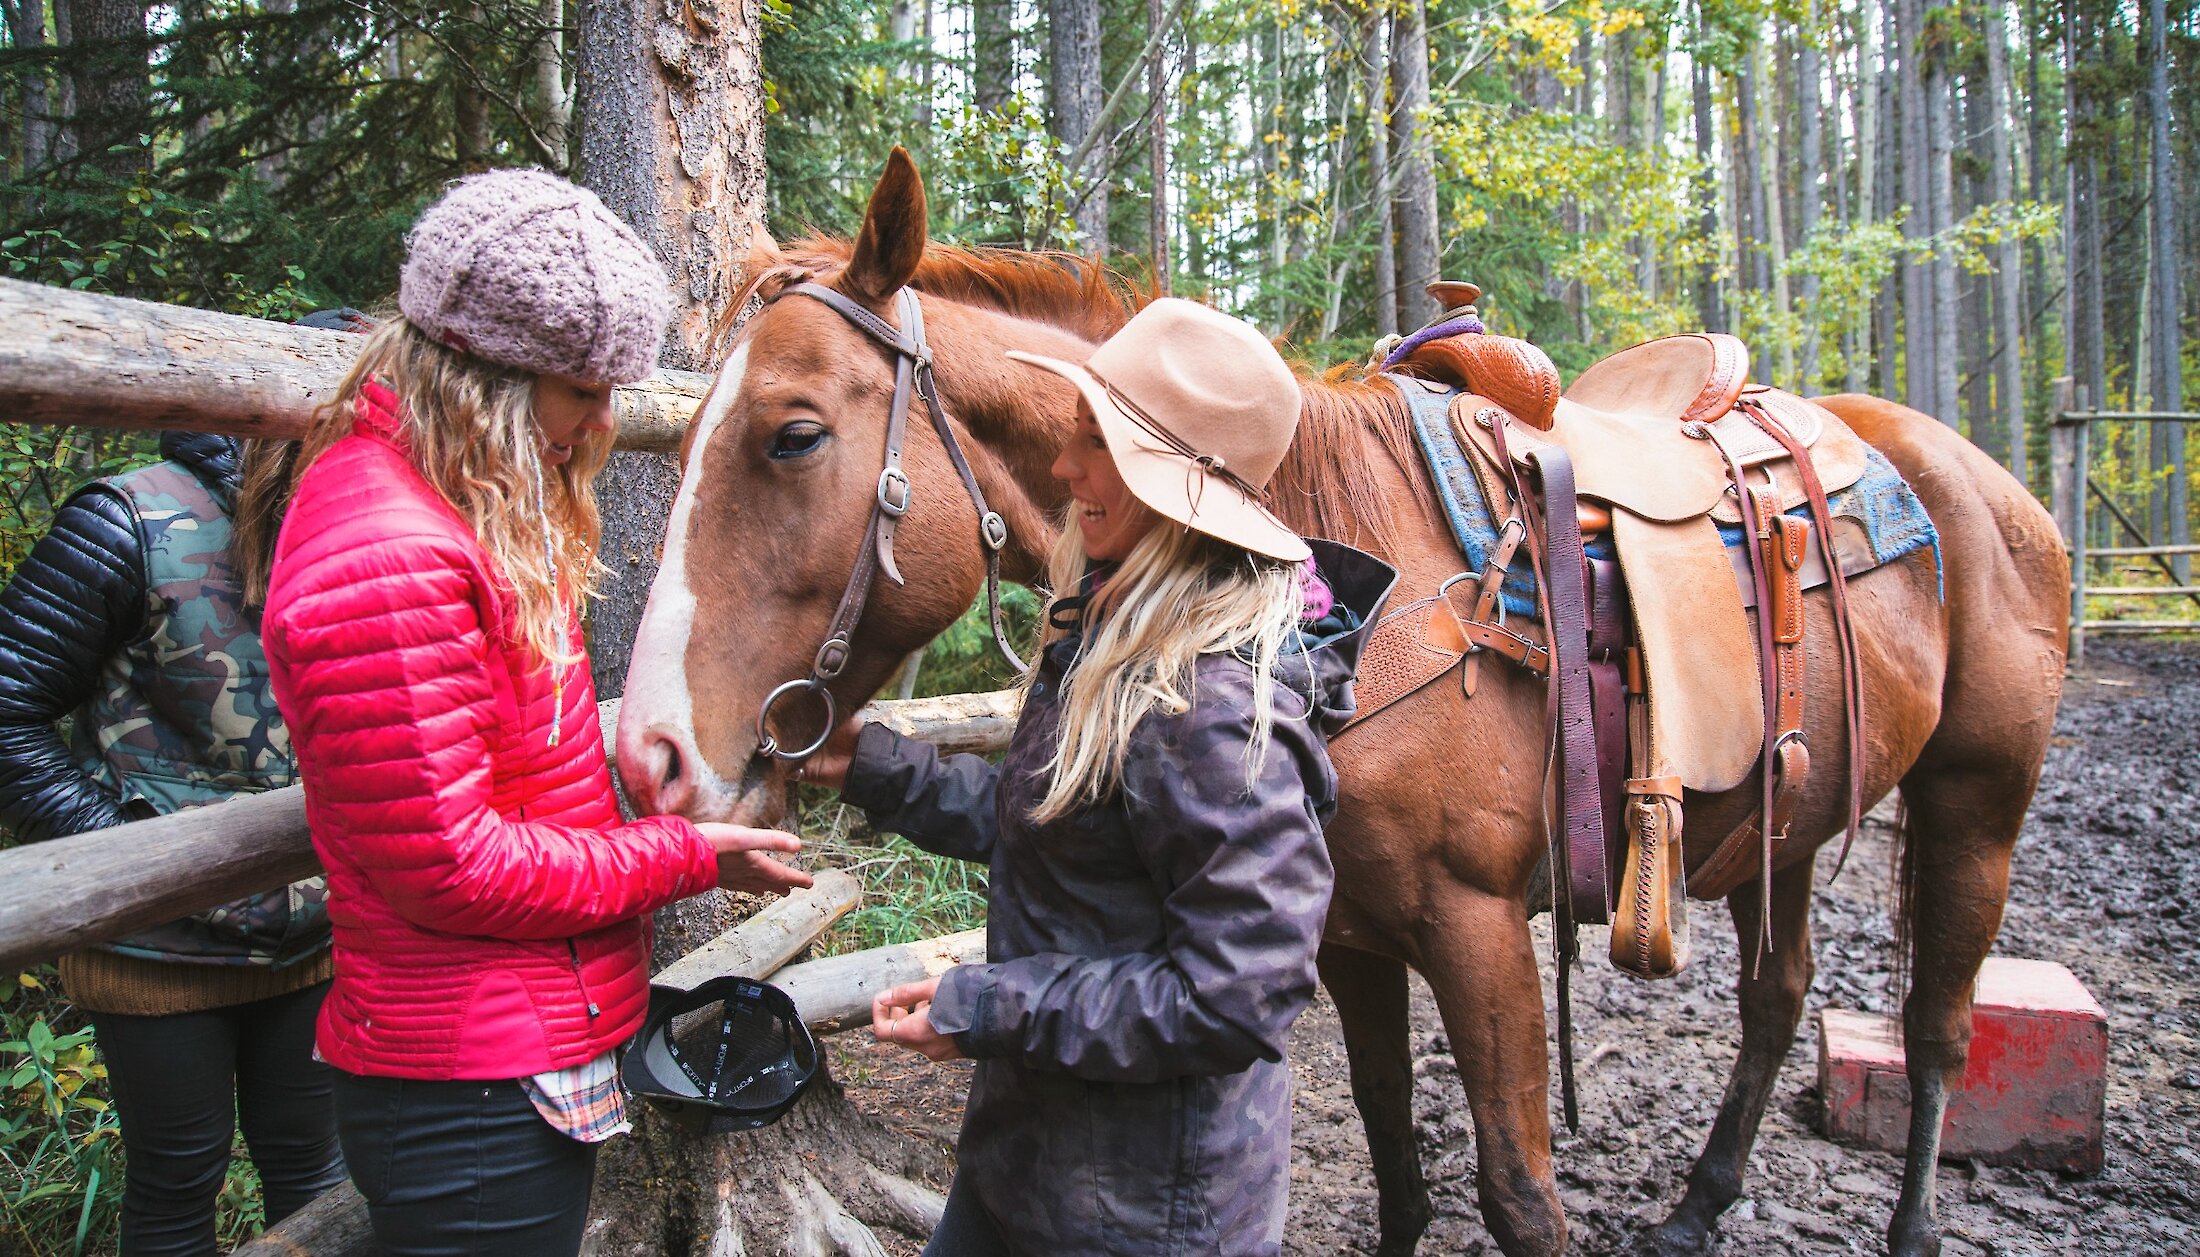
[841,146,928,304]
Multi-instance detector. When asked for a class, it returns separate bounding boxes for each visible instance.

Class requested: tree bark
[1923,13,1959,427]
[1362,4,1398,339]
[1692,27,1724,333]
[1796,12,1825,391]
[1896,0,1935,416]
[536,0,572,169]
[1987,9,2026,482]
[1734,54,1767,301]
[63,0,147,180]
[1050,0,1108,256]
[454,2,493,168]
[4,0,55,181]
[2145,0,2186,574]
[1391,0,1439,328]
[973,0,1011,114]
[1754,36,1792,384]
[1148,0,1169,292]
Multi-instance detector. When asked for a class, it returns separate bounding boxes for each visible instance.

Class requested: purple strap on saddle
[1382,315,1488,368]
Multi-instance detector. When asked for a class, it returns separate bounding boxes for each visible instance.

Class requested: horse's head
[616,148,1106,822]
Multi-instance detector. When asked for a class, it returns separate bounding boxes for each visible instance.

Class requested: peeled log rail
[0,690,1018,972]
[0,277,706,453]
[773,928,989,1033]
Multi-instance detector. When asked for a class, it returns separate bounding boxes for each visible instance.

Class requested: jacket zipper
[568,939,601,1019]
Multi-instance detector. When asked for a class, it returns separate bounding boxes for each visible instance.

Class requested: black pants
[924,1171,1013,1257]
[92,980,347,1257]
[331,1070,597,1257]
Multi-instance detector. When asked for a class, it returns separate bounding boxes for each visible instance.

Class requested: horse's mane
[781,237,1149,343]
[778,236,1418,554]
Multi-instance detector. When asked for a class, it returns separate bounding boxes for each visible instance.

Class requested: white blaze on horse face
[616,343,749,820]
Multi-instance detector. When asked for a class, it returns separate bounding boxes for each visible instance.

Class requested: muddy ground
[835,636,2200,1255]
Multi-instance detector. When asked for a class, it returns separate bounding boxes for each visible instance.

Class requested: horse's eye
[769,422,827,460]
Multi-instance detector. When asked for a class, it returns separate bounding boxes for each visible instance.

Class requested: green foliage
[3,969,121,1255]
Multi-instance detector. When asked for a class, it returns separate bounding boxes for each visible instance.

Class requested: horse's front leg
[1641,854,1817,1256]
[1416,883,1565,1257]
[1319,942,1432,1257]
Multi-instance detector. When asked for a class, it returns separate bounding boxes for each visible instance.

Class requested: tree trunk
[1734,55,1766,302]
[1923,17,1959,427]
[1050,0,1108,256]
[1362,4,1398,339]
[1391,0,1439,329]
[1873,0,1899,398]
[1148,0,1169,293]
[1987,9,2026,482]
[2063,1,2106,418]
[2,0,54,181]
[1896,0,1935,416]
[64,0,146,180]
[1796,12,1824,392]
[573,13,937,1248]
[454,3,493,169]
[1754,36,1792,384]
[973,0,1011,114]
[1692,30,1724,333]
[536,0,572,170]
[2146,0,2186,575]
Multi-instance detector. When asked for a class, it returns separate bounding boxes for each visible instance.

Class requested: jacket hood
[1269,538,1396,734]
[159,430,243,513]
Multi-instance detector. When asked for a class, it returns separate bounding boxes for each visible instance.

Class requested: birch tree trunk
[1363,4,1398,339]
[1924,21,1960,427]
[1391,0,1440,329]
[536,0,572,169]
[1051,0,1108,256]
[1148,0,1169,293]
[1986,10,2026,482]
[2145,0,2186,575]
[1796,13,1824,392]
[1896,0,1935,416]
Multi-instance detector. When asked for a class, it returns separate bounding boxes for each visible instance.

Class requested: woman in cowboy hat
[806,298,1394,1256]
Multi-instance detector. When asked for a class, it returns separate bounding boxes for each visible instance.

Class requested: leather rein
[750,282,1026,762]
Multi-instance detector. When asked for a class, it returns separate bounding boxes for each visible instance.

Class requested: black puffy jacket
[0,431,242,842]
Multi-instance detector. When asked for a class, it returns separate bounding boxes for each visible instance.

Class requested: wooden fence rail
[0,691,1018,973]
[0,276,706,452]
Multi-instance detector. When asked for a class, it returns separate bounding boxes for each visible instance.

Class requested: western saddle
[1347,284,1873,1000]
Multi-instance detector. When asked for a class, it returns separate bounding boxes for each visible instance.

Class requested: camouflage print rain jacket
[0,431,327,966]
[844,539,1393,1257]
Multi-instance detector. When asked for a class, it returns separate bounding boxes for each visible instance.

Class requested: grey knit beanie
[398,169,673,384]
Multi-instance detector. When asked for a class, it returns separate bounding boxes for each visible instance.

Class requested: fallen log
[654,868,862,991]
[230,1182,370,1257]
[774,928,989,1035]
[0,276,704,453]
[0,694,1015,971]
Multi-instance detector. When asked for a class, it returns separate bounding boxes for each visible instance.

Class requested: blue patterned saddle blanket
[1386,375,1940,619]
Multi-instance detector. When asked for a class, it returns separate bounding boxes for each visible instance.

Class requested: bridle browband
[750,282,1027,762]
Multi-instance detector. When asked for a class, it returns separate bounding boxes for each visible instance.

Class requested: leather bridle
[749,282,1026,762]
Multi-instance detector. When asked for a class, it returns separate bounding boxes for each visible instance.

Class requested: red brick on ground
[1819,957,2107,1174]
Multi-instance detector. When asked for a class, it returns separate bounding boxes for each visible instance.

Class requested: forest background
[0,0,2193,1251]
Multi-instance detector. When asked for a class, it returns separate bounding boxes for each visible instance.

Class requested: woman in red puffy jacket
[251,170,811,1257]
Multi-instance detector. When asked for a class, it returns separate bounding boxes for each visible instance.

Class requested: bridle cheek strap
[751,283,1026,763]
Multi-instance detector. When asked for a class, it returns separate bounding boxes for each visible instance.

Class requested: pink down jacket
[263,379,717,1079]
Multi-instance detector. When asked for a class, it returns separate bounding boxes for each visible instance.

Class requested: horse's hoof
[1371,1205,1431,1257]
[1636,1207,1716,1257]
[1885,1208,1942,1257]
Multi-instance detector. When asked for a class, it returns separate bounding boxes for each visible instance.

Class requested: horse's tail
[1888,789,1919,1017]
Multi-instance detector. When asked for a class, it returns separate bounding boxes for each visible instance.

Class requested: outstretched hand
[794,715,868,792]
[871,976,964,1062]
[694,823,812,896]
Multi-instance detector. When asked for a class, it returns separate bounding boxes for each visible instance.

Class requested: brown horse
[614,151,2069,1257]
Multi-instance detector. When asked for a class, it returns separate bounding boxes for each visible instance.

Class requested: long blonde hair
[1026,515,1312,823]
[244,317,611,666]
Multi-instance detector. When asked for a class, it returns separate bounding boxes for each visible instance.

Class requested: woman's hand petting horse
[871,977,964,1061]
[696,823,813,896]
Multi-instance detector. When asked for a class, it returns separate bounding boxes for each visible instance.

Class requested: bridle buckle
[877,468,912,517]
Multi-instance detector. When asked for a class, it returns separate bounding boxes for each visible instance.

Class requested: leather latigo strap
[1742,399,1870,875]
[1527,447,1611,926]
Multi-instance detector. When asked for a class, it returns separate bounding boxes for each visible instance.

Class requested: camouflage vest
[70,461,329,967]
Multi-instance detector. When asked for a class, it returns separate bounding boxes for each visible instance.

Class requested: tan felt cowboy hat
[1006,298,1311,563]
